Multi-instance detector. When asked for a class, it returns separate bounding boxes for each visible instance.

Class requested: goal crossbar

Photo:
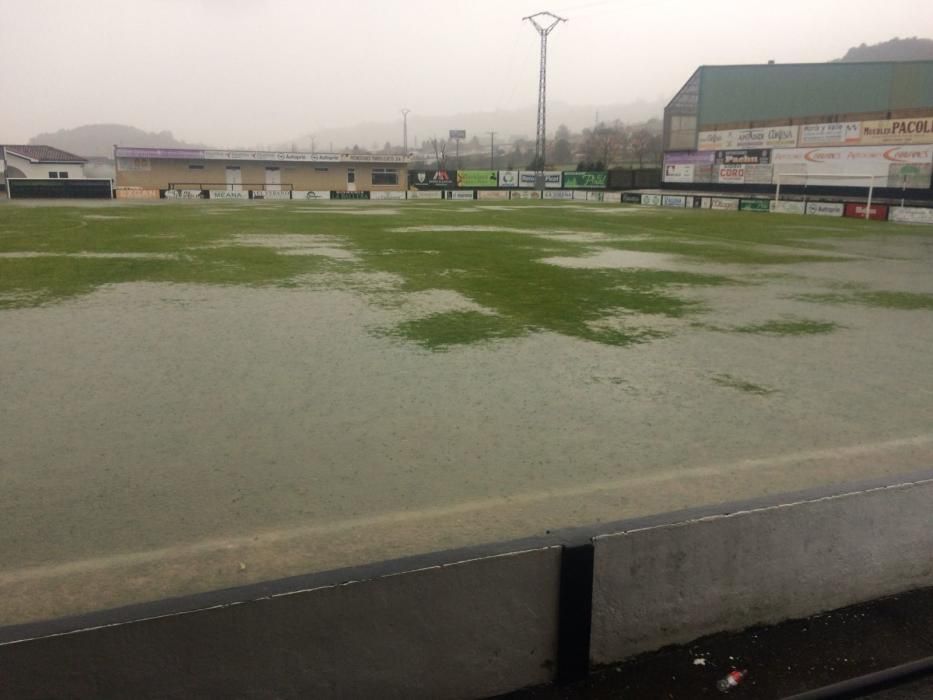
[774,173,877,220]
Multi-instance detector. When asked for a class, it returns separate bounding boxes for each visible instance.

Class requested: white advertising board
[798,122,861,147]
[572,190,590,200]
[498,170,519,188]
[710,197,739,211]
[889,206,933,224]
[518,171,562,188]
[805,201,844,217]
[447,190,475,200]
[510,190,541,199]
[770,200,806,214]
[662,164,694,183]
[601,191,622,203]
[543,190,573,200]
[164,189,203,199]
[209,190,249,200]
[661,195,686,208]
[115,188,159,200]
[292,190,331,200]
[408,190,443,199]
[772,145,933,188]
[698,126,798,151]
[699,197,712,209]
[477,190,509,200]
[370,190,406,200]
[716,165,746,184]
[251,190,291,200]
[641,194,662,206]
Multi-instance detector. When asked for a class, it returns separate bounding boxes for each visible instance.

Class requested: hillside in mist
[28,124,208,159]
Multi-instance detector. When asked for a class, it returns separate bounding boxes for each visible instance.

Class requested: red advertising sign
[843,202,889,221]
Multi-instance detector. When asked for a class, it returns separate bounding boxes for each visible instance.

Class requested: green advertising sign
[562,171,608,188]
[457,170,498,188]
[739,198,770,212]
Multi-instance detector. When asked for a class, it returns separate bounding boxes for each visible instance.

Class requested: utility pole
[487,131,496,170]
[523,11,565,172]
[401,108,411,154]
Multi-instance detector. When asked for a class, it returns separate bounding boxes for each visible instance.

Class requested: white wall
[4,152,86,179]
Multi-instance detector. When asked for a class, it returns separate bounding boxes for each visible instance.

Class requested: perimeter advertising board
[209,190,249,200]
[410,170,456,189]
[370,191,406,200]
[292,190,331,200]
[447,190,475,200]
[510,190,541,199]
[806,201,844,216]
[890,206,933,224]
[498,170,519,188]
[770,200,806,214]
[477,190,509,200]
[251,190,291,200]
[698,126,797,151]
[739,199,770,212]
[843,202,888,220]
[457,170,498,188]
[771,145,933,188]
[622,192,643,204]
[518,171,562,188]
[710,197,739,211]
[165,189,203,199]
[641,194,662,206]
[543,190,574,200]
[661,195,686,208]
[562,171,608,188]
[407,190,443,199]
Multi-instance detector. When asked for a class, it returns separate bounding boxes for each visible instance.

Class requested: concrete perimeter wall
[1,472,931,699]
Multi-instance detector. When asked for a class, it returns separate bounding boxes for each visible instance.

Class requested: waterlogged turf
[1,200,933,623]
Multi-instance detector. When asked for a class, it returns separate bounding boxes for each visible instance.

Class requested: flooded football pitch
[1,201,932,622]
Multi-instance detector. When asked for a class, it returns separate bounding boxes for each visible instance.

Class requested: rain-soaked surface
[1,201,932,623]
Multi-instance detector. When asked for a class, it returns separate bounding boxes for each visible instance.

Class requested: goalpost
[774,172,877,220]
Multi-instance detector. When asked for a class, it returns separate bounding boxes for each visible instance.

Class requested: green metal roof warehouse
[664,60,933,151]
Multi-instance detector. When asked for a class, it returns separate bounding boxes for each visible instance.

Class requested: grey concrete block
[2,546,562,700]
[590,479,933,665]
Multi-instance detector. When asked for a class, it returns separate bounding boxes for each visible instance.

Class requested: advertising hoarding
[661,195,686,208]
[477,190,509,200]
[859,118,933,146]
[498,170,519,188]
[410,170,456,189]
[332,191,371,200]
[447,190,475,200]
[641,193,662,206]
[843,202,888,220]
[572,190,590,200]
[771,145,933,188]
[710,197,739,211]
[251,190,291,200]
[715,149,770,165]
[165,189,203,199]
[510,190,541,199]
[739,199,770,212]
[806,201,844,216]
[889,206,933,224]
[292,190,331,200]
[698,126,798,151]
[115,188,159,199]
[663,164,694,183]
[209,190,249,200]
[457,170,498,188]
[716,166,746,184]
[770,201,806,214]
[621,192,643,204]
[407,190,443,199]
[798,122,861,147]
[449,130,466,140]
[544,190,574,200]
[370,190,406,200]
[562,171,608,188]
[518,171,562,188]
[663,151,716,165]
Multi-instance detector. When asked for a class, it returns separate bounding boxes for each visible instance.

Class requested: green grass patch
[390,310,524,350]
[725,318,840,336]
[794,290,933,310]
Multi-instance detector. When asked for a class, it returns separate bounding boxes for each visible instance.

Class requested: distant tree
[629,128,662,168]
[430,138,448,169]
[551,138,572,165]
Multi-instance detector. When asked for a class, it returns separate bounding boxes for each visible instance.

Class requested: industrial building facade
[661,60,933,197]
[114,147,409,197]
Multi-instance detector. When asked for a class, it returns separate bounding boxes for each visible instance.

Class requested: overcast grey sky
[2,0,932,146]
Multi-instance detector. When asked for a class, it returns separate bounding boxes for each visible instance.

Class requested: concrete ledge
[0,547,562,700]
[590,477,933,664]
